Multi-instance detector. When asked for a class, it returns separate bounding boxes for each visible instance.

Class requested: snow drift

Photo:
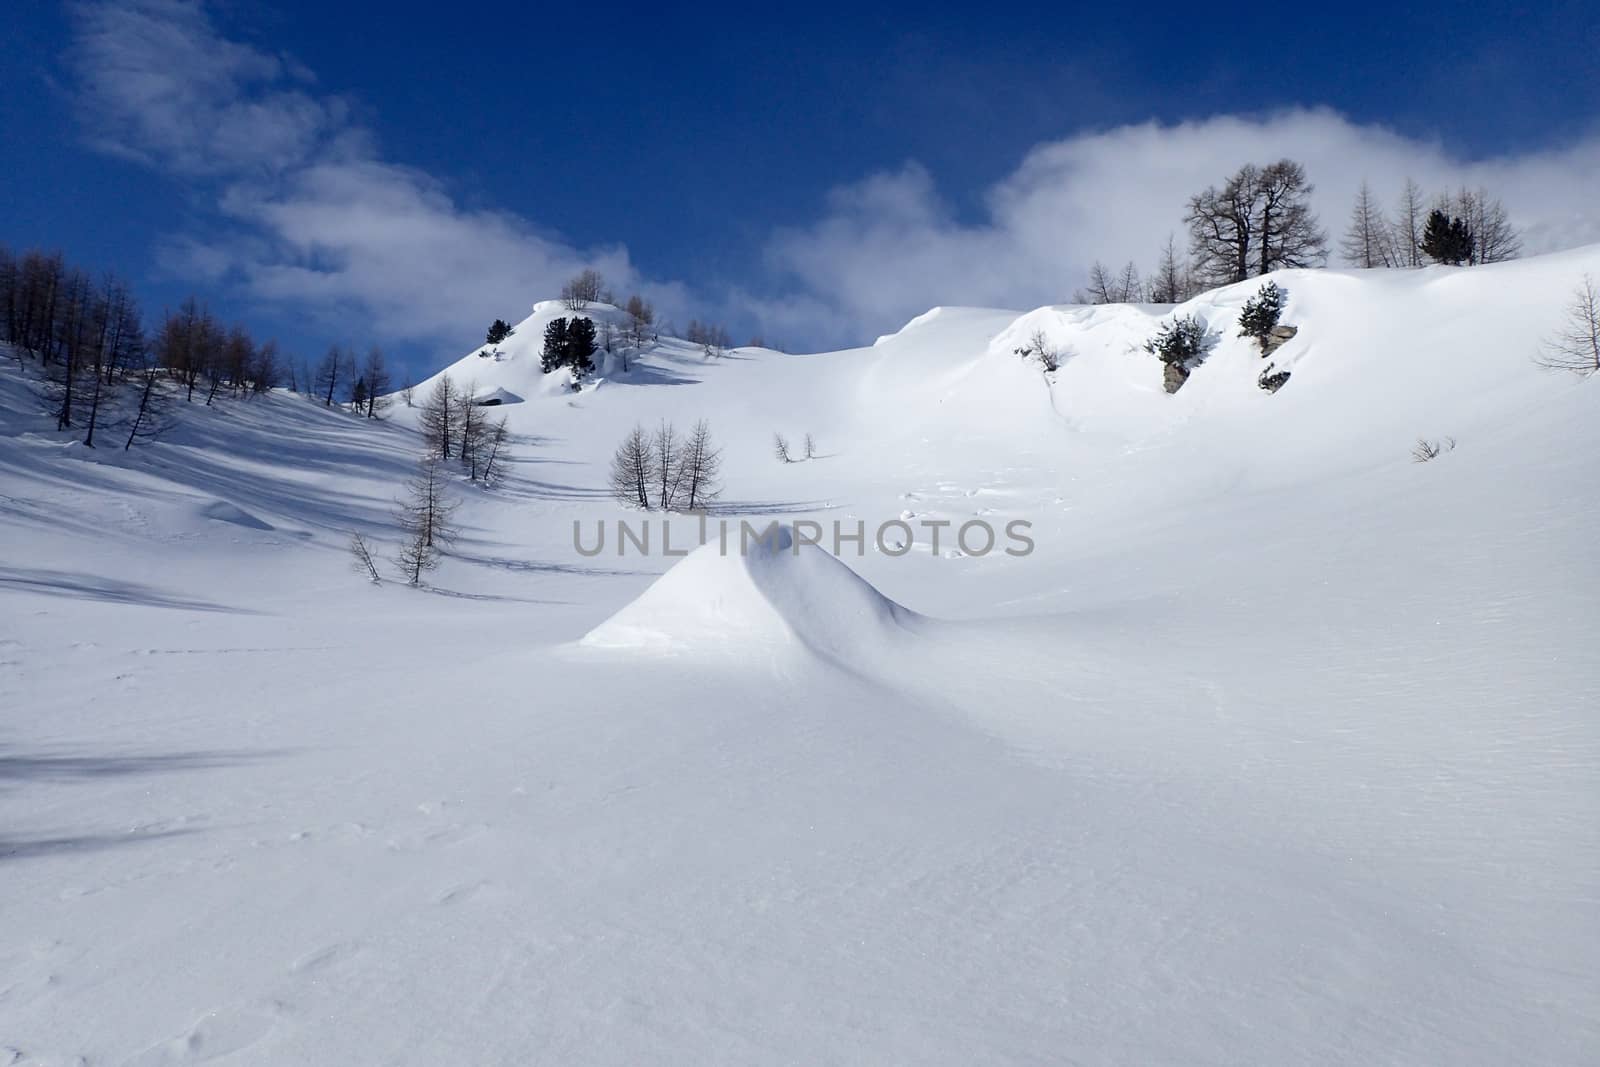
[581,524,922,661]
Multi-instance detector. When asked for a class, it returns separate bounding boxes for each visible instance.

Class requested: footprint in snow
[290,941,361,974]
[436,880,488,906]
[123,1003,281,1065]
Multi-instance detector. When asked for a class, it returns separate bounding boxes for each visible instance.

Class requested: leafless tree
[1537,275,1600,375]
[1029,327,1060,372]
[249,339,281,396]
[481,416,510,484]
[774,432,793,463]
[315,343,349,407]
[608,424,655,508]
[1077,261,1141,304]
[1254,159,1327,276]
[1117,261,1143,302]
[349,531,381,583]
[803,432,816,460]
[1187,159,1327,286]
[676,420,724,511]
[456,381,490,479]
[1147,234,1189,303]
[123,364,174,450]
[361,346,392,418]
[43,268,94,430]
[624,294,655,358]
[400,378,415,407]
[81,275,142,445]
[1452,187,1521,265]
[685,319,733,357]
[1392,178,1427,267]
[419,374,457,458]
[561,268,605,310]
[207,324,250,405]
[1078,261,1115,304]
[395,457,457,585]
[1341,181,1395,268]
[650,421,685,510]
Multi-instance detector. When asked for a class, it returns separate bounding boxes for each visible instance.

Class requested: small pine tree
[567,317,598,382]
[1143,314,1208,366]
[1237,281,1284,348]
[1421,209,1474,265]
[540,318,569,374]
[486,319,515,345]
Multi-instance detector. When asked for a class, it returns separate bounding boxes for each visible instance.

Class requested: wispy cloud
[67,0,685,347]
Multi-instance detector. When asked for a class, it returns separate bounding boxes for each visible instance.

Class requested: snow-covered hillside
[3,248,1597,1064]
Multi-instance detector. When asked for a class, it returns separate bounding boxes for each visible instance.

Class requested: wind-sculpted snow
[581,524,923,662]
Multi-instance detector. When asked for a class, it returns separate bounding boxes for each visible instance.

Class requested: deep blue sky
[2,1,1596,376]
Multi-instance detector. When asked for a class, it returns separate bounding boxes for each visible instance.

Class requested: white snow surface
[581,524,922,662]
[2,250,1598,1064]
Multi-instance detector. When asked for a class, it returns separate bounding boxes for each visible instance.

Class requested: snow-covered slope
[2,248,1597,1065]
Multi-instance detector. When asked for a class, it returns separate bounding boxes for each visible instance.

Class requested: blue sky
[3,1,1597,379]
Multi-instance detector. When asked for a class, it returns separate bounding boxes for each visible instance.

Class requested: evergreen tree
[540,317,570,373]
[1142,314,1208,366]
[486,319,515,345]
[567,316,597,381]
[1421,209,1474,265]
[1237,281,1285,345]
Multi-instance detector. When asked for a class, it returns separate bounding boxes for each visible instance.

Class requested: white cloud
[68,4,1600,354]
[761,109,1600,346]
[68,0,680,347]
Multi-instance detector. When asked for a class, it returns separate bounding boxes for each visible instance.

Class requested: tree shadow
[0,566,258,614]
[449,550,655,578]
[604,362,702,387]
[0,745,284,786]
[2,828,198,862]
[707,497,841,517]
[419,585,562,604]
[0,743,287,863]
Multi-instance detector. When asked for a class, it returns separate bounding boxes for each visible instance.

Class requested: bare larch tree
[1341,181,1394,268]
[676,420,724,511]
[1537,275,1600,375]
[1186,159,1327,287]
[651,421,683,510]
[608,424,654,509]
[419,374,457,459]
[395,457,458,586]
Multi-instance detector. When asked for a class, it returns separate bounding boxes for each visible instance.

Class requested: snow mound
[581,525,922,661]
[198,499,273,530]
[472,386,523,406]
